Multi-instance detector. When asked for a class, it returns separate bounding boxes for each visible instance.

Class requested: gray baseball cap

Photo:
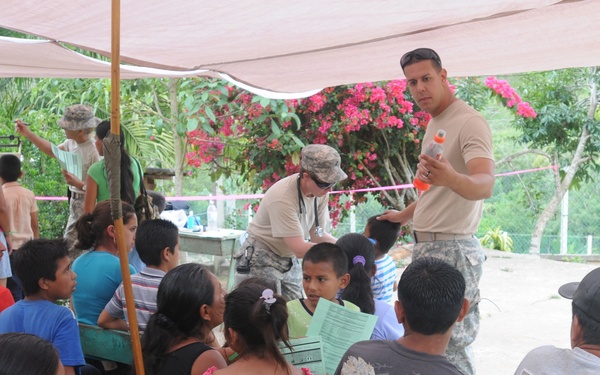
[558,267,600,323]
[57,104,101,131]
[300,144,347,184]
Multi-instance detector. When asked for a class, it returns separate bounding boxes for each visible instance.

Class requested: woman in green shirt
[83,120,142,213]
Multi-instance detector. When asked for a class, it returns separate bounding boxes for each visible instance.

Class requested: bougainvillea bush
[184,76,534,228]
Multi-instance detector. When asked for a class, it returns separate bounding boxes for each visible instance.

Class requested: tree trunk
[529,78,597,253]
[528,166,565,254]
[168,78,185,196]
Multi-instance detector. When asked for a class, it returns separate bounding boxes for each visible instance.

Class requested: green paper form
[306,298,377,375]
[51,143,83,180]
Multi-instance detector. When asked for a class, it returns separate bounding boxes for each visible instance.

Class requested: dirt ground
[391,247,599,375]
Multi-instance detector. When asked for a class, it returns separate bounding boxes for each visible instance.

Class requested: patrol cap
[558,267,600,323]
[300,144,347,184]
[57,104,101,131]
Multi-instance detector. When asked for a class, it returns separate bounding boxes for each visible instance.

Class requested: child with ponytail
[203,284,312,375]
[337,233,404,340]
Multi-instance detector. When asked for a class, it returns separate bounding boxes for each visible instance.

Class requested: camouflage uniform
[64,192,86,258]
[235,144,347,302]
[413,236,485,375]
[235,237,303,301]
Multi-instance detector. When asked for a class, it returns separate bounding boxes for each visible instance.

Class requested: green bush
[479,226,514,252]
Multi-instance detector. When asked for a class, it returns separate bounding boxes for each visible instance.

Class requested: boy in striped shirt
[365,216,401,304]
[98,219,180,333]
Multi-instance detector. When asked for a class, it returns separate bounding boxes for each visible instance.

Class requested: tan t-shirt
[413,100,494,234]
[247,174,331,257]
[2,182,38,249]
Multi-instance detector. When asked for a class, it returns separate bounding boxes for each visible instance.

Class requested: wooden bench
[78,324,133,365]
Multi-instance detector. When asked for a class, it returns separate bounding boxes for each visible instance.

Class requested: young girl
[337,233,404,340]
[71,200,137,326]
[142,263,227,375]
[203,284,312,375]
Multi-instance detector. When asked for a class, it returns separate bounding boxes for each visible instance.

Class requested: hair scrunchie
[260,289,276,314]
[156,313,176,329]
[353,255,366,266]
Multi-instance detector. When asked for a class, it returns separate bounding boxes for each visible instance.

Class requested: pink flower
[517,102,537,118]
[307,93,326,112]
[369,87,386,104]
[485,76,537,119]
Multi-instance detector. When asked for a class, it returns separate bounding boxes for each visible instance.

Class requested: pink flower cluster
[485,77,537,118]
[185,130,225,167]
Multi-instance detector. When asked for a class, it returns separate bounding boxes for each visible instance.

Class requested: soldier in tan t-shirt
[380,48,495,375]
[234,144,347,301]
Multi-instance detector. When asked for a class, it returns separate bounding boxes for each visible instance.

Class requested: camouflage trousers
[413,236,485,375]
[64,192,86,259]
[234,236,303,301]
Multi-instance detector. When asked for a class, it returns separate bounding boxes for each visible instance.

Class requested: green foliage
[510,68,600,186]
[0,76,178,238]
[561,256,586,263]
[453,77,492,112]
[479,227,514,252]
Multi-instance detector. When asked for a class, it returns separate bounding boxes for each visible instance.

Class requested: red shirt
[0,286,14,312]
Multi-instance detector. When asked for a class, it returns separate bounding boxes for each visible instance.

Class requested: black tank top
[159,342,213,374]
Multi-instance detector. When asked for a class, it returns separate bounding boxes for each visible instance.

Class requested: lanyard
[297,176,323,239]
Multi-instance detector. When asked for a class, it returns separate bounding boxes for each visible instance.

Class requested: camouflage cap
[57,104,101,131]
[300,144,348,183]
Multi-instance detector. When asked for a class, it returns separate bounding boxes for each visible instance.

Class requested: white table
[178,229,245,289]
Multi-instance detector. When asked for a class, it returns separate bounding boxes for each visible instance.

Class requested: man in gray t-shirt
[515,267,600,375]
[335,257,467,375]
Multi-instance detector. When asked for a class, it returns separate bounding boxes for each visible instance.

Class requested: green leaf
[155,119,163,134]
[290,134,305,148]
[184,95,194,110]
[260,97,270,107]
[201,121,215,135]
[288,113,302,129]
[292,151,300,165]
[188,103,201,115]
[205,106,216,122]
[270,119,281,136]
[187,117,199,132]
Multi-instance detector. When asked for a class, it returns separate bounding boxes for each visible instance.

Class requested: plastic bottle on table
[413,129,446,191]
[207,199,218,232]
[187,211,196,230]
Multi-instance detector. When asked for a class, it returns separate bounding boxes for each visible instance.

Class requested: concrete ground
[474,249,598,375]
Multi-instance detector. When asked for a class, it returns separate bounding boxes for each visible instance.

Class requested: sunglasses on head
[400,48,442,69]
[311,175,335,190]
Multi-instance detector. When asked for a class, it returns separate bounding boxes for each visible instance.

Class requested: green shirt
[287,298,360,338]
[87,157,142,203]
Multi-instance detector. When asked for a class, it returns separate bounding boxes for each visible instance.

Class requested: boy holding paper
[287,243,360,338]
[15,105,101,253]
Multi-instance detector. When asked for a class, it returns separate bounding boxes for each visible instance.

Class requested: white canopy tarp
[2,0,600,97]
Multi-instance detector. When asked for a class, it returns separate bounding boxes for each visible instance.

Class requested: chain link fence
[36,168,599,256]
[478,169,600,255]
